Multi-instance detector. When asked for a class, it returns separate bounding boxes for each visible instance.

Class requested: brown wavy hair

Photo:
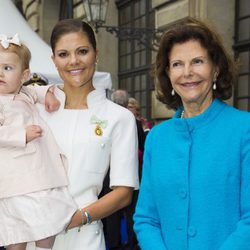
[154,17,237,110]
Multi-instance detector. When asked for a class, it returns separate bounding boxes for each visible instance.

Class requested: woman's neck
[63,84,95,109]
[182,98,213,118]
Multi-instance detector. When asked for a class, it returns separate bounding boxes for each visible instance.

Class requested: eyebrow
[192,56,207,60]
[170,56,208,63]
[56,46,90,52]
[1,62,16,66]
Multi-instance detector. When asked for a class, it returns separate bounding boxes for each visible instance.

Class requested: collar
[0,87,31,103]
[54,85,107,110]
[0,94,15,101]
[173,99,226,132]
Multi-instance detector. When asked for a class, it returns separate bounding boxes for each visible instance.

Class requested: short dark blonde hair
[0,42,31,70]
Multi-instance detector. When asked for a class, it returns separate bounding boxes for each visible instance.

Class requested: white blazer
[27,85,139,250]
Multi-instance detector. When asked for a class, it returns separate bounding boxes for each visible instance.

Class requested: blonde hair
[0,43,31,70]
[128,97,140,117]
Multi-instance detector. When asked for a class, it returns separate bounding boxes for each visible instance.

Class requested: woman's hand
[66,186,133,231]
[66,209,82,231]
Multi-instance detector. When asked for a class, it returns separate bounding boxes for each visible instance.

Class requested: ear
[21,69,30,83]
[51,54,56,66]
[214,66,219,79]
[95,49,99,63]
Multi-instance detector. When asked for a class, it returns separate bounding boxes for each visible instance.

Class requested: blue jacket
[134,99,250,250]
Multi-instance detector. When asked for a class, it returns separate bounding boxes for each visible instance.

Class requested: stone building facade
[14,0,249,120]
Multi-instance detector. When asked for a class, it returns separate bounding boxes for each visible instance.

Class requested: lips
[181,81,202,88]
[0,80,6,85]
[68,68,83,75]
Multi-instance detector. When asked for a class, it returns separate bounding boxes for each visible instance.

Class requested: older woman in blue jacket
[134,17,250,250]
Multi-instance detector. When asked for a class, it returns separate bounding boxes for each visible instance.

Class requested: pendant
[95,125,103,136]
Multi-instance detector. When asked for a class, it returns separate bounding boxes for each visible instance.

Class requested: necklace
[181,110,185,118]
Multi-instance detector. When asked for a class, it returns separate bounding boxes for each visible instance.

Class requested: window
[234,0,250,111]
[116,0,155,119]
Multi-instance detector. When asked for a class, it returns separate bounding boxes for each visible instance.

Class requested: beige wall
[153,0,235,59]
[153,0,235,48]
[207,0,235,55]
[22,0,40,32]
[95,0,118,88]
[207,0,235,107]
[40,0,60,44]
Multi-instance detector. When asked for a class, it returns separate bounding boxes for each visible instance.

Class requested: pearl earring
[171,89,175,96]
[213,72,217,90]
[213,82,217,90]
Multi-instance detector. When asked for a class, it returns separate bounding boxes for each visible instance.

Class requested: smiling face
[168,40,218,111]
[0,50,29,94]
[52,31,97,90]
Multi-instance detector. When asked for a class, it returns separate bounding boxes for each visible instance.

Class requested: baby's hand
[45,87,60,112]
[26,125,42,143]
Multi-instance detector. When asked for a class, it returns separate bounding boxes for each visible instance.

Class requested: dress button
[95,230,100,235]
[101,143,105,148]
[188,227,197,237]
[178,188,187,199]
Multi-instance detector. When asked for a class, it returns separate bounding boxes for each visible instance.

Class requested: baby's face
[0,51,26,94]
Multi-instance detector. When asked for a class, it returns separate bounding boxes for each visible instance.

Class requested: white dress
[0,188,76,246]
[27,86,139,250]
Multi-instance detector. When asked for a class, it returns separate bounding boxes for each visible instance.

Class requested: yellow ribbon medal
[95,124,103,136]
[90,115,108,136]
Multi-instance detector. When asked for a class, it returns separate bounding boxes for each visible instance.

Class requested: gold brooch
[95,125,103,136]
[90,115,108,136]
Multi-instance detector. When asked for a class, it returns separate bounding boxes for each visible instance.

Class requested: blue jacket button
[178,188,187,199]
[188,227,197,237]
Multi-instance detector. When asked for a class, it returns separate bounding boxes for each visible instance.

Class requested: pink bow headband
[0,34,21,49]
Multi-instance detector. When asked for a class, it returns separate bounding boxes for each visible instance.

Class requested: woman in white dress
[28,19,139,250]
